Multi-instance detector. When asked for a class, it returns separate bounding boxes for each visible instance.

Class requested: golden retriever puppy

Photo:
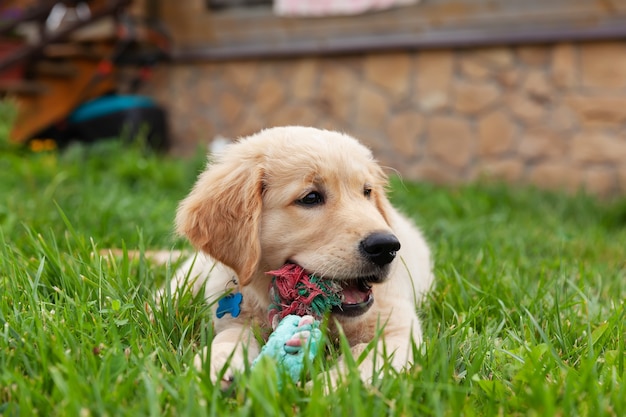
[167,126,433,386]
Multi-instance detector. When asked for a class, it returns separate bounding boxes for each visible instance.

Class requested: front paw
[283,315,319,354]
[195,345,246,389]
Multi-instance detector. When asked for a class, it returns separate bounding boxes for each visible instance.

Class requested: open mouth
[270,262,378,319]
[332,277,375,317]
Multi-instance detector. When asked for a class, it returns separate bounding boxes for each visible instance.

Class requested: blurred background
[2,0,626,196]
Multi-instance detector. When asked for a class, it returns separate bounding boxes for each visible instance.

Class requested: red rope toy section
[266,264,343,327]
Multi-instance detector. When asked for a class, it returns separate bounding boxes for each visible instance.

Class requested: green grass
[1,136,625,416]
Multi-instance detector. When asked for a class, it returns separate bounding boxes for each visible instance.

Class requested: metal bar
[172,20,626,62]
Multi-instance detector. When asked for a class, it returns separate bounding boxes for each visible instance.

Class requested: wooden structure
[161,0,626,61]
[0,0,132,143]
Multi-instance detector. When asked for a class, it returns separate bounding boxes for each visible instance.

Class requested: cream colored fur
[165,126,434,386]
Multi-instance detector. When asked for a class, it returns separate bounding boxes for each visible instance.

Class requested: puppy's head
[176,126,399,316]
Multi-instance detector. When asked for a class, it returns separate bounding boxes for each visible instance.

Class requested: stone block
[407,161,461,184]
[387,110,423,156]
[355,85,388,132]
[195,77,215,106]
[254,77,286,115]
[463,47,515,69]
[171,93,194,117]
[516,45,550,67]
[580,42,626,90]
[518,128,567,161]
[267,104,319,129]
[571,131,626,164]
[565,95,626,125]
[291,58,319,101]
[522,70,553,104]
[459,58,491,80]
[222,60,258,93]
[476,158,524,182]
[319,65,358,122]
[477,110,516,156]
[507,94,546,123]
[237,110,265,138]
[496,68,523,89]
[218,91,244,125]
[426,116,474,169]
[170,65,197,96]
[551,43,577,90]
[528,162,581,192]
[415,50,454,112]
[187,118,215,144]
[548,105,578,132]
[364,52,411,98]
[453,81,501,115]
[354,132,389,159]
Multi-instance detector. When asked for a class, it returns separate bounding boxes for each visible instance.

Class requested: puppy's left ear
[175,154,263,286]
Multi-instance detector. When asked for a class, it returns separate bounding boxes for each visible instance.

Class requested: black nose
[360,232,401,266]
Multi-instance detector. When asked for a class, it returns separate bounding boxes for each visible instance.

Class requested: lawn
[1,131,625,416]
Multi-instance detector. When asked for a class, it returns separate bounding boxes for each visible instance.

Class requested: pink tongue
[341,283,370,305]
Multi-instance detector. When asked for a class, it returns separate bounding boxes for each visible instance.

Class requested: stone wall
[145,41,626,196]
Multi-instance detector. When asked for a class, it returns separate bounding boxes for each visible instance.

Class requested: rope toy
[251,263,343,383]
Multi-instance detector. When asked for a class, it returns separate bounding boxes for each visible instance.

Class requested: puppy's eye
[364,187,372,199]
[297,191,324,206]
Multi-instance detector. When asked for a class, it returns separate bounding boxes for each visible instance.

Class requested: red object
[97,60,113,75]
[266,264,343,327]
[267,264,326,321]
[139,67,152,81]
[0,39,26,81]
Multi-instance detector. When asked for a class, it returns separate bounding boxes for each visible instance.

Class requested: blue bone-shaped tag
[216,292,243,318]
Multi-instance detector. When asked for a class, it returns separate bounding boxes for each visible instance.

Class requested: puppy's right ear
[175,153,263,286]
